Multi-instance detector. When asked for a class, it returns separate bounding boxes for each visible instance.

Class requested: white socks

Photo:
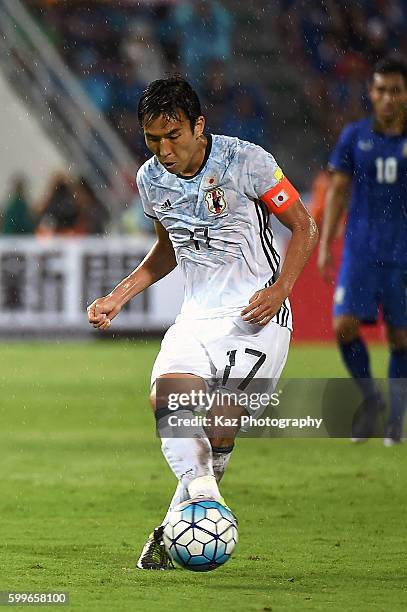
[156,407,235,524]
[160,445,234,525]
[212,448,233,482]
[188,474,221,500]
[161,481,190,526]
[161,474,223,526]
[157,408,217,487]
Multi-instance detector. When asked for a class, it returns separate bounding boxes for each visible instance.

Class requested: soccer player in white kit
[87,77,318,569]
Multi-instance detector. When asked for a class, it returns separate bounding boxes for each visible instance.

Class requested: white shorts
[151,316,291,414]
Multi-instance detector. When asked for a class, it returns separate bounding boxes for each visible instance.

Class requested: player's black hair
[371,54,407,86]
[137,77,202,131]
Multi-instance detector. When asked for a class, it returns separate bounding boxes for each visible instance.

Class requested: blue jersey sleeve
[329,124,356,175]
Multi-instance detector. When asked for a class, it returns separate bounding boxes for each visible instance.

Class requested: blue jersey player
[318,55,407,445]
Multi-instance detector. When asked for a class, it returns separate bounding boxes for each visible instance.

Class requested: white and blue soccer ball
[163,498,238,572]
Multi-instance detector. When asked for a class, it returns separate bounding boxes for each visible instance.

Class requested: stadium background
[0,2,406,611]
[2,0,406,340]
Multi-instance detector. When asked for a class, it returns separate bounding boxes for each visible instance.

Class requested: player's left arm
[241,199,318,325]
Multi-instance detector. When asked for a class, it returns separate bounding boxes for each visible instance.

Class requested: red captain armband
[260,176,300,215]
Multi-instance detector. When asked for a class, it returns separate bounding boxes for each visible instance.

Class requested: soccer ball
[163,498,238,572]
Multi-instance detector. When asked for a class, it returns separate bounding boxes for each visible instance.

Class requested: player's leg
[212,443,234,482]
[334,257,378,398]
[205,317,291,482]
[160,482,190,526]
[157,402,235,525]
[334,314,377,398]
[381,268,407,445]
[137,322,220,569]
[152,317,291,565]
[384,326,407,444]
[333,260,384,440]
[138,374,222,570]
[156,387,237,536]
[152,373,222,501]
[206,404,245,491]
[335,314,385,440]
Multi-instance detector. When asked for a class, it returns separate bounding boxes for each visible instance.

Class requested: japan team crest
[205,187,227,215]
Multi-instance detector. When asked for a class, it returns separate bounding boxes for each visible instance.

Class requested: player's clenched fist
[87,295,122,330]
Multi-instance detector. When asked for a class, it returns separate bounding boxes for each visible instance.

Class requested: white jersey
[136,134,293,330]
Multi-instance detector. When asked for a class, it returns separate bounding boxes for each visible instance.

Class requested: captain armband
[260,176,300,215]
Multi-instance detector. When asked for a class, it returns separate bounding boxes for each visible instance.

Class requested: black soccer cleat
[136,526,175,570]
[351,393,385,442]
[384,422,404,447]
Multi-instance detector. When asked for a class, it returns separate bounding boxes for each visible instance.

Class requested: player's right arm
[87,221,176,330]
[317,171,351,282]
[318,122,356,282]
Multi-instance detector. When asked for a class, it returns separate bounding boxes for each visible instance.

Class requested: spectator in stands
[26,1,236,144]
[364,18,389,64]
[1,175,35,235]
[121,192,156,237]
[167,0,232,83]
[223,85,270,148]
[201,60,236,134]
[277,0,407,141]
[202,61,270,147]
[121,19,166,85]
[36,173,85,237]
[74,49,113,114]
[112,63,145,157]
[72,177,109,236]
[113,63,145,116]
[61,3,123,66]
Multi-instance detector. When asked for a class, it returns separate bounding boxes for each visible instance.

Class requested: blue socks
[339,337,378,400]
[340,338,407,431]
[388,349,407,428]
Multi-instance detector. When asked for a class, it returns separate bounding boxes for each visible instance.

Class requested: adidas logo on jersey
[357,140,373,151]
[159,199,172,210]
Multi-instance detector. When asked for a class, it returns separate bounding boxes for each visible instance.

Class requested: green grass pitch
[0,341,405,611]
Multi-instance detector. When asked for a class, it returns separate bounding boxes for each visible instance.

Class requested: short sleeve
[238,142,300,215]
[136,166,158,220]
[328,125,356,175]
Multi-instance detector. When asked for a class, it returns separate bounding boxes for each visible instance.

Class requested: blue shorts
[333,258,407,328]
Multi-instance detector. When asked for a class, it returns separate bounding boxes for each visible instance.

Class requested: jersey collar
[176,134,213,180]
[371,115,407,136]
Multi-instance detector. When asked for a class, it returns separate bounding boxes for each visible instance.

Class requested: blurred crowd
[6,0,405,239]
[24,0,406,161]
[1,173,109,236]
[277,0,407,140]
[24,0,271,161]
